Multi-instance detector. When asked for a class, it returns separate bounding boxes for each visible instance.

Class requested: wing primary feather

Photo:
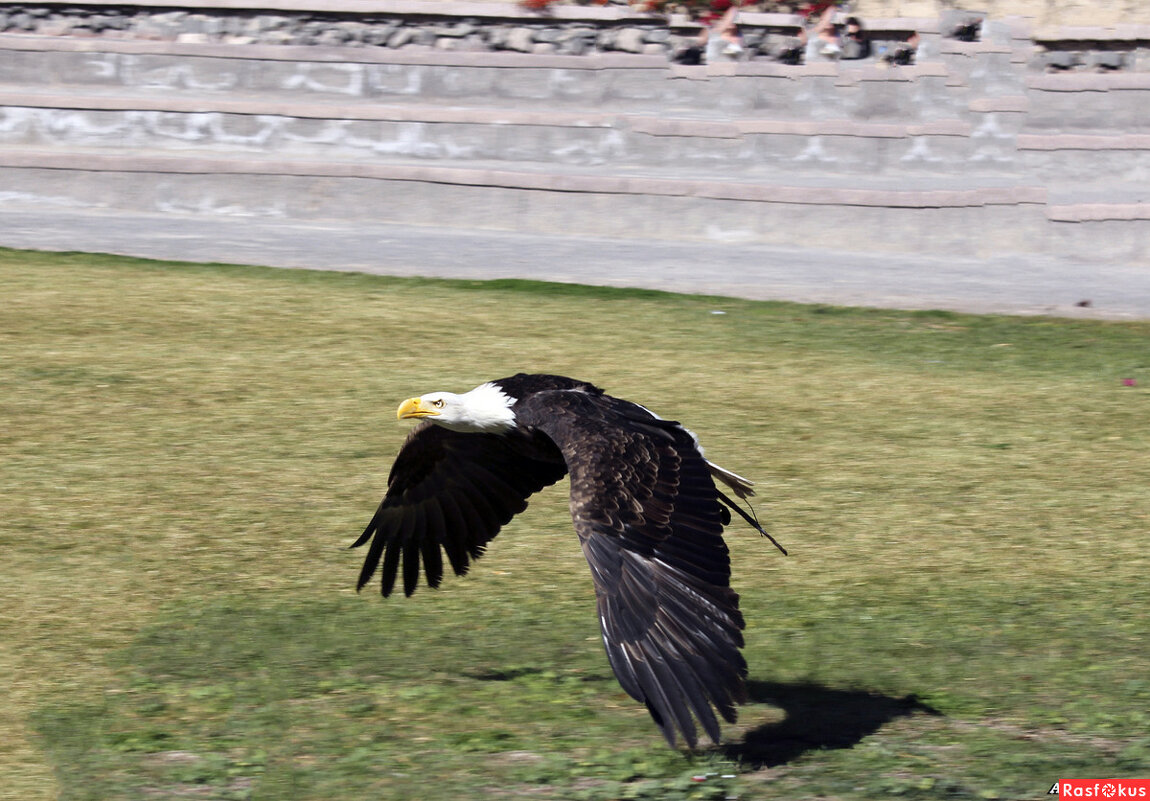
[402,532,421,597]
[670,637,731,736]
[421,525,444,589]
[354,510,386,592]
[644,649,699,748]
[423,500,464,577]
[448,485,492,558]
[632,654,682,748]
[634,652,676,744]
[643,700,673,748]
[602,635,645,702]
[350,515,377,549]
[460,462,531,518]
[650,576,743,737]
[380,538,401,598]
[436,492,474,575]
[456,482,504,539]
[655,604,741,736]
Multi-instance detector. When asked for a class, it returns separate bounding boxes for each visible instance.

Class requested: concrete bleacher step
[0,85,1017,175]
[8,33,1150,177]
[8,85,1150,184]
[0,141,1107,260]
[7,34,1150,183]
[1024,73,1150,132]
[0,33,1010,119]
[0,37,706,112]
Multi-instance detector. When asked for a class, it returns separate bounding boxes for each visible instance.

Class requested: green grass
[2,247,1148,800]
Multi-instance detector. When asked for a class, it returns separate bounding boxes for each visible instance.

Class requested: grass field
[2,247,1148,800]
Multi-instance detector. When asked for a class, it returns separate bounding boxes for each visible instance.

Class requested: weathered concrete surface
[4,151,1147,263]
[1,208,1145,319]
[858,0,1149,27]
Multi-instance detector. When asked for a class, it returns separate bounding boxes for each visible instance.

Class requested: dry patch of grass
[2,248,1148,800]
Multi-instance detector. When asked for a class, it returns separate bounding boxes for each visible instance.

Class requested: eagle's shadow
[724,680,941,768]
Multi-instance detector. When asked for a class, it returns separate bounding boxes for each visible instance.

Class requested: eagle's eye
[431,399,445,408]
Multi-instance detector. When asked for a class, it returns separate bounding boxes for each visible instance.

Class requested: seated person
[803,5,841,61]
[840,16,871,60]
[701,2,744,63]
[882,31,919,65]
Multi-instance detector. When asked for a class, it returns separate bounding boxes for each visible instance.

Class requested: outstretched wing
[515,390,747,748]
[353,421,568,597]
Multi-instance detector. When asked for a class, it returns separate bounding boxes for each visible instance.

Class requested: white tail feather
[706,460,755,499]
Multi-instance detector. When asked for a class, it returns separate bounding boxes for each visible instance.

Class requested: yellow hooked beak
[397,397,438,420]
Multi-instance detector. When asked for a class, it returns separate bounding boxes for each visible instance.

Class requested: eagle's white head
[397,382,516,433]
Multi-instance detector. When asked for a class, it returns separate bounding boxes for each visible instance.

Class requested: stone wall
[2,0,1149,70]
[0,5,669,54]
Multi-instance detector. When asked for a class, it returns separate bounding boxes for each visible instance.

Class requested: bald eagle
[352,373,784,748]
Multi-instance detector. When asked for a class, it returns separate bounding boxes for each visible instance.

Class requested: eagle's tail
[706,460,755,499]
